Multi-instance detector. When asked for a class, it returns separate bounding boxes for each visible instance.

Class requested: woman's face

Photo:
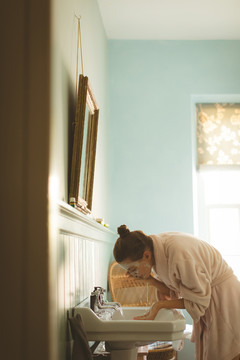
[119,250,153,279]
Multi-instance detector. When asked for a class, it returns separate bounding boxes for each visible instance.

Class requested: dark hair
[113,224,153,262]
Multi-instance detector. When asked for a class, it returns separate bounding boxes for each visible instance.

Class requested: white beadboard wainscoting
[57,201,116,359]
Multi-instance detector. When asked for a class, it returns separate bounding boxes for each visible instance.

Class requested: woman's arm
[148,276,171,297]
[134,298,185,320]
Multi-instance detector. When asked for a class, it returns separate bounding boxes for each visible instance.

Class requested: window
[196,103,240,165]
[195,102,240,279]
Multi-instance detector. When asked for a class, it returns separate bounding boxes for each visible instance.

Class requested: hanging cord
[75,15,84,93]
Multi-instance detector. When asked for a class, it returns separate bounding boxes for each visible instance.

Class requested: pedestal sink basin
[73,304,186,360]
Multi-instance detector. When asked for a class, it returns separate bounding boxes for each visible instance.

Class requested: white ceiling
[97,0,240,40]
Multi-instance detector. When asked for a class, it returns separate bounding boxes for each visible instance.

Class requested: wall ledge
[58,200,116,243]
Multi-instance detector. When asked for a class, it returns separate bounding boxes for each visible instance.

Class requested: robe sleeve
[169,259,211,322]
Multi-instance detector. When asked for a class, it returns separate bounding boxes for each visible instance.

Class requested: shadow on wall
[64,65,76,199]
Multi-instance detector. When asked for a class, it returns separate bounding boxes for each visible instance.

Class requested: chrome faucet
[90,286,121,314]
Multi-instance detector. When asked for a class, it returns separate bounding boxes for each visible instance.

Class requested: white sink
[73,305,186,360]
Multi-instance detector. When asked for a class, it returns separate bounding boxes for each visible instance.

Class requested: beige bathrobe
[150,232,240,360]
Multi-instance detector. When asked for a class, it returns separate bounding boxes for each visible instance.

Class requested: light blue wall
[108,40,240,234]
[50,0,110,220]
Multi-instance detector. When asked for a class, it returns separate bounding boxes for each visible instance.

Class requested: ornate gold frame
[69,74,99,212]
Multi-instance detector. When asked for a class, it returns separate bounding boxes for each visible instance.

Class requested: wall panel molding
[59,200,115,243]
[57,201,116,360]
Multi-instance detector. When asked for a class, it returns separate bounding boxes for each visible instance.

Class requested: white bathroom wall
[57,202,115,359]
[48,1,114,359]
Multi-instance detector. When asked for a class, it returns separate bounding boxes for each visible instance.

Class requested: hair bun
[117,224,130,238]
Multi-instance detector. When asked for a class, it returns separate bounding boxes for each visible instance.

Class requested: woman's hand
[133,298,185,320]
[156,289,171,301]
[133,301,162,320]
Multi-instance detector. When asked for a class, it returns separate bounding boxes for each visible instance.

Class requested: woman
[113,224,240,360]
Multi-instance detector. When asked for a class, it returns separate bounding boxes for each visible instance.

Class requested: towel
[68,314,93,360]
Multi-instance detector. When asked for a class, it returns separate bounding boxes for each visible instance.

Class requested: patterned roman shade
[196,103,240,165]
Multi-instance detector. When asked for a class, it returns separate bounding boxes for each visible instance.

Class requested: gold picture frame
[69,74,99,212]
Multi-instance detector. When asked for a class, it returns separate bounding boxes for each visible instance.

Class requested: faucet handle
[94,286,106,294]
